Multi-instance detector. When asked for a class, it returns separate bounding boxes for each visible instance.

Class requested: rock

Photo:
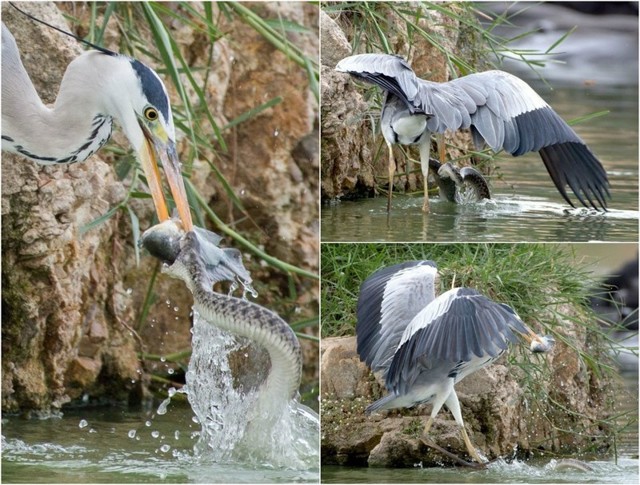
[320,11,351,68]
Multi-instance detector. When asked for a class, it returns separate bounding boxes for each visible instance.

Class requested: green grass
[322,243,588,337]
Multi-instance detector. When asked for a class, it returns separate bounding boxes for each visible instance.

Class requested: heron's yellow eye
[144,107,158,121]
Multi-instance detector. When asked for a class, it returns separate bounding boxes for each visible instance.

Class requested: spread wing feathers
[356,260,438,376]
[337,53,609,209]
[385,288,530,395]
[336,54,425,114]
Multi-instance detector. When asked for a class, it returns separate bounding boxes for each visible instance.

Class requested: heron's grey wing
[335,54,427,115]
[385,287,530,395]
[430,71,608,209]
[356,260,438,376]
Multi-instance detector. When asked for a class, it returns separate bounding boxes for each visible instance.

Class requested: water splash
[184,310,319,470]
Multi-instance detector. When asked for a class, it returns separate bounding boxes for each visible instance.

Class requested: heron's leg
[386,141,395,212]
[423,383,453,436]
[445,390,486,463]
[418,136,432,213]
[424,416,434,435]
[437,133,446,163]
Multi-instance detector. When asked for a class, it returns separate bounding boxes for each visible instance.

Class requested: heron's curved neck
[1,50,126,164]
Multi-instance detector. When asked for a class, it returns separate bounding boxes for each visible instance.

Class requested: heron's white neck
[2,49,141,164]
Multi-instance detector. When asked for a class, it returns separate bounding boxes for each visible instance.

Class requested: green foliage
[321,243,597,338]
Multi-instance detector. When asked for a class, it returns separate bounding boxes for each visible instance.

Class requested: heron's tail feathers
[365,393,400,415]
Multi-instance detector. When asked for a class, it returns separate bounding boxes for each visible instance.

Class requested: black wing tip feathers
[539,142,610,211]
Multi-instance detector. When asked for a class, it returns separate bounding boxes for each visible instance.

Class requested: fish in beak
[137,123,193,232]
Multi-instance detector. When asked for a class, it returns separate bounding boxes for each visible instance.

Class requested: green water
[321,84,638,242]
[321,458,639,484]
[1,404,319,484]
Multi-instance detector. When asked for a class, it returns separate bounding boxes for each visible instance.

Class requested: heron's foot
[460,426,487,464]
[422,199,430,213]
[419,437,487,469]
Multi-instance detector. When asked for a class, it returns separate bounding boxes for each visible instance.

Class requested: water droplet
[160,444,171,452]
[145,420,152,427]
[173,306,179,312]
[79,419,88,429]
[152,430,160,438]
[192,416,200,424]
[157,397,171,415]
[168,368,175,375]
[166,299,171,305]
[174,430,180,440]
[168,387,177,397]
[128,429,137,439]
[126,288,133,295]
[274,129,279,137]
[160,356,166,363]
[89,428,97,434]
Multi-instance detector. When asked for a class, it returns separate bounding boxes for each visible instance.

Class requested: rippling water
[321,458,639,484]
[2,405,319,484]
[1,314,320,484]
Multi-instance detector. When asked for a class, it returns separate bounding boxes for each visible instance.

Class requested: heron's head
[110,56,192,231]
[530,334,555,353]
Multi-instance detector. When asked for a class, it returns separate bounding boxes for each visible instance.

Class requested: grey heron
[428,158,491,204]
[356,260,554,463]
[336,53,610,213]
[1,10,193,231]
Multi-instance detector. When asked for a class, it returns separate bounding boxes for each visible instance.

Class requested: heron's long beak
[138,129,193,231]
[518,327,555,353]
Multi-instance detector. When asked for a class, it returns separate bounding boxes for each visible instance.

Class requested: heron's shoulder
[459,69,535,89]
[336,53,413,73]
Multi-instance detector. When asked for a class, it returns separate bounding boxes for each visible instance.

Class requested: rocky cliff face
[1,2,318,415]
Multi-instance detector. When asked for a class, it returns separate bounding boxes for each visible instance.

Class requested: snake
[140,220,302,414]
[428,158,491,203]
